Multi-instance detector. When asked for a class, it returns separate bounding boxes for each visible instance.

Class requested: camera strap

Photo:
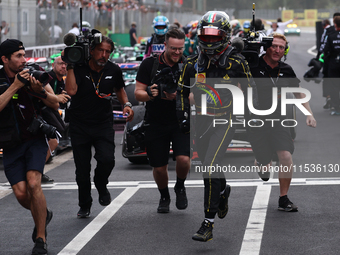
[26,88,48,100]
[264,63,281,87]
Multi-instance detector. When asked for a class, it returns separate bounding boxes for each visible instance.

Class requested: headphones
[284,43,290,56]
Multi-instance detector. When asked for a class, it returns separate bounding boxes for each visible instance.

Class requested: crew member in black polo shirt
[65,35,134,218]
[248,33,317,212]
[135,27,190,214]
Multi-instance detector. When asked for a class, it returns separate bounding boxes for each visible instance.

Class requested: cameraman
[65,36,134,218]
[135,27,190,213]
[248,33,317,211]
[0,39,58,254]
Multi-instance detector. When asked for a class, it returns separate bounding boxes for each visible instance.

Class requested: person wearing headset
[247,33,316,212]
[65,35,134,218]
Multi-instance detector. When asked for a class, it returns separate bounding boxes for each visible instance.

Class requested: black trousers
[195,114,235,218]
[70,121,115,209]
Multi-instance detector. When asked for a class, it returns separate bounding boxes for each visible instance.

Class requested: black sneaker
[258,170,270,181]
[41,174,54,184]
[32,237,47,255]
[77,207,91,218]
[157,197,170,213]
[192,219,214,242]
[99,189,111,206]
[32,208,53,243]
[174,187,188,210]
[256,160,270,181]
[218,184,231,219]
[278,195,298,212]
[323,98,331,109]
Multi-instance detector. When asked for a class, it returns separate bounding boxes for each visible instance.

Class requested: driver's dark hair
[165,27,185,42]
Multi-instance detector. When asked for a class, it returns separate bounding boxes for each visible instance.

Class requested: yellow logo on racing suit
[196,73,206,83]
[223,74,230,81]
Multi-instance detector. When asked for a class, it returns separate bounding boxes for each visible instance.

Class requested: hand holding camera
[151,67,179,99]
[146,84,159,98]
[15,69,30,88]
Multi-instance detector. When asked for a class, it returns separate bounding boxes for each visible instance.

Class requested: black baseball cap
[0,39,25,64]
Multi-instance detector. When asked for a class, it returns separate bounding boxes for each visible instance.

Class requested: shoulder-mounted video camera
[62,8,102,64]
[151,67,180,98]
[239,3,273,68]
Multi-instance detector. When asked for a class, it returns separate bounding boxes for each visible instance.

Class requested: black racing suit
[323,29,340,112]
[177,46,256,218]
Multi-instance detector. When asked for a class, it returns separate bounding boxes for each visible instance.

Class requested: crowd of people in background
[37,0,164,13]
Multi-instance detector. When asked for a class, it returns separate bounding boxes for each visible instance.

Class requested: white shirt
[266,19,293,32]
[68,27,80,36]
[266,28,284,35]
[49,25,63,39]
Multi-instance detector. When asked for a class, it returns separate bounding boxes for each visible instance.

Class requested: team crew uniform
[68,61,124,210]
[248,55,299,165]
[136,53,190,167]
[323,29,340,113]
[48,70,65,95]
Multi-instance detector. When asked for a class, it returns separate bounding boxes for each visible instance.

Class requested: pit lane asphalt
[1,30,340,255]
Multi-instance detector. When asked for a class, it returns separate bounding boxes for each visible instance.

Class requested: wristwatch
[123,102,132,108]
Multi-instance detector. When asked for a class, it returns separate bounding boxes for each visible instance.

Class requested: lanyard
[90,72,103,91]
[264,66,281,87]
[90,72,111,99]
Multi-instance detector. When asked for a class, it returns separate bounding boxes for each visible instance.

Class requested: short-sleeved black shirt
[136,53,182,125]
[0,69,44,142]
[48,69,65,94]
[250,55,300,118]
[69,61,125,125]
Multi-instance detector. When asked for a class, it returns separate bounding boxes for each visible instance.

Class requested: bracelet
[123,102,132,108]
[67,64,74,70]
[40,88,46,94]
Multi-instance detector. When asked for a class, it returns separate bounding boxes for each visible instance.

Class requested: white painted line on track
[57,187,139,255]
[2,178,340,192]
[307,45,317,56]
[239,185,271,255]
